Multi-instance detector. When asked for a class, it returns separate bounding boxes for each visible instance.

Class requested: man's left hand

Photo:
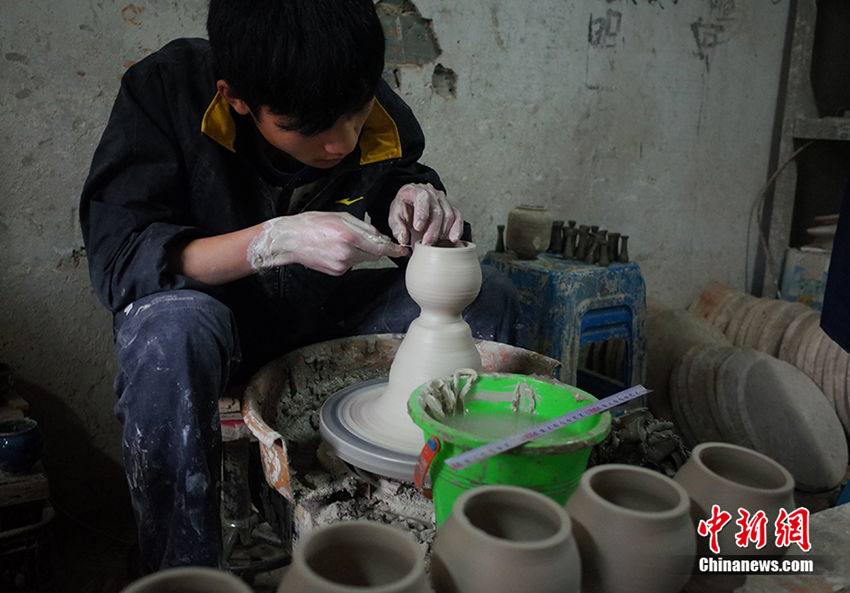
[388,183,464,246]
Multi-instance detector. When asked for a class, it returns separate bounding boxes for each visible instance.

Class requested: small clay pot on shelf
[505,205,553,259]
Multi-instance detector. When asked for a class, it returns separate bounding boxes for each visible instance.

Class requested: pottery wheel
[319,378,421,482]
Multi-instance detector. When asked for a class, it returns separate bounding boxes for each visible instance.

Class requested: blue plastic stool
[482,251,647,400]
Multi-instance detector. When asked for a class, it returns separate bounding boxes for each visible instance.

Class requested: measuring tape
[443,384,651,471]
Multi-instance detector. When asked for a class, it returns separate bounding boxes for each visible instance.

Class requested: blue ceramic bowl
[0,418,43,473]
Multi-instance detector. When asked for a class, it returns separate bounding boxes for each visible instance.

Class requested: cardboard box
[780,247,831,310]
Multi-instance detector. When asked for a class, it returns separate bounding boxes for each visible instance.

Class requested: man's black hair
[207,0,385,135]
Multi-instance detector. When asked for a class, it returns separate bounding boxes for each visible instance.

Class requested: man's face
[252,99,374,169]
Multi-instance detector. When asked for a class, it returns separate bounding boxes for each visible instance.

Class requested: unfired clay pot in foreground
[359,240,483,454]
[674,441,796,558]
[119,566,253,593]
[565,463,695,593]
[277,520,432,593]
[431,485,581,593]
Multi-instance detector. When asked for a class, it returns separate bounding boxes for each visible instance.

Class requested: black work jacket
[822,179,850,353]
[80,38,443,319]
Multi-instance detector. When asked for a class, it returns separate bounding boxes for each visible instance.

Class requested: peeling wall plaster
[377,0,442,66]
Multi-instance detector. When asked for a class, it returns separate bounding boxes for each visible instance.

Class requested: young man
[80,0,523,573]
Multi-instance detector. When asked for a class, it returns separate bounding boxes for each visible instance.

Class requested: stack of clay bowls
[667,342,846,492]
[581,338,628,384]
[646,289,848,494]
[689,280,850,441]
[646,300,729,424]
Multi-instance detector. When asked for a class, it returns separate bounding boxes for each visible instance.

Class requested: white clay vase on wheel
[431,485,581,593]
[505,205,553,259]
[674,441,796,558]
[356,240,483,454]
[119,566,254,593]
[277,520,432,593]
[564,463,695,593]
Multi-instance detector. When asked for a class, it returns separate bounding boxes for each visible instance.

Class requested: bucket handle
[413,436,441,499]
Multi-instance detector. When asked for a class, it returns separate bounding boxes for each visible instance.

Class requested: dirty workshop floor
[49,504,288,593]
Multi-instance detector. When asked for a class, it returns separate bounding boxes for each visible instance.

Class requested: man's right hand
[246,211,408,275]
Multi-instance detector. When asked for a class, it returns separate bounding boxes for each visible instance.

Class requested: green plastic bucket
[408,372,611,525]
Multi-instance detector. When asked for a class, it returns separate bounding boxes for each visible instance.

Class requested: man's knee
[115,290,237,351]
[113,290,240,376]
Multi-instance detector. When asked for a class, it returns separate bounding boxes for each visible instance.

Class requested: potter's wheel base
[319,378,421,482]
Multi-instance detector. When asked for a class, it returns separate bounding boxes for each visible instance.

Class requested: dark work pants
[112,265,525,573]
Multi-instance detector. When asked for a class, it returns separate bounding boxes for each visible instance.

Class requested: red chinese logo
[697,504,732,554]
[775,507,811,552]
[735,508,768,549]
[697,505,811,554]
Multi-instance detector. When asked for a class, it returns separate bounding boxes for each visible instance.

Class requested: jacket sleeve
[79,58,212,313]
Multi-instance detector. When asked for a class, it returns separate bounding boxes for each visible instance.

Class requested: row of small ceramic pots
[563,442,795,593]
[689,280,850,439]
[501,204,629,264]
[120,442,798,593]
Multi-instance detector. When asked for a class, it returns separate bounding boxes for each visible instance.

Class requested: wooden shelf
[759,0,849,295]
[0,464,49,508]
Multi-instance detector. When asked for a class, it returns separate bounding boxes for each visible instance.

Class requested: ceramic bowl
[0,418,43,473]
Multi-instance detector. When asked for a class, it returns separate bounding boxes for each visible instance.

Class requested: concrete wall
[0,0,790,510]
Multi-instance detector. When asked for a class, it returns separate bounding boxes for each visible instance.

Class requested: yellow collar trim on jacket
[359,99,402,165]
[201,91,237,153]
[200,92,402,163]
